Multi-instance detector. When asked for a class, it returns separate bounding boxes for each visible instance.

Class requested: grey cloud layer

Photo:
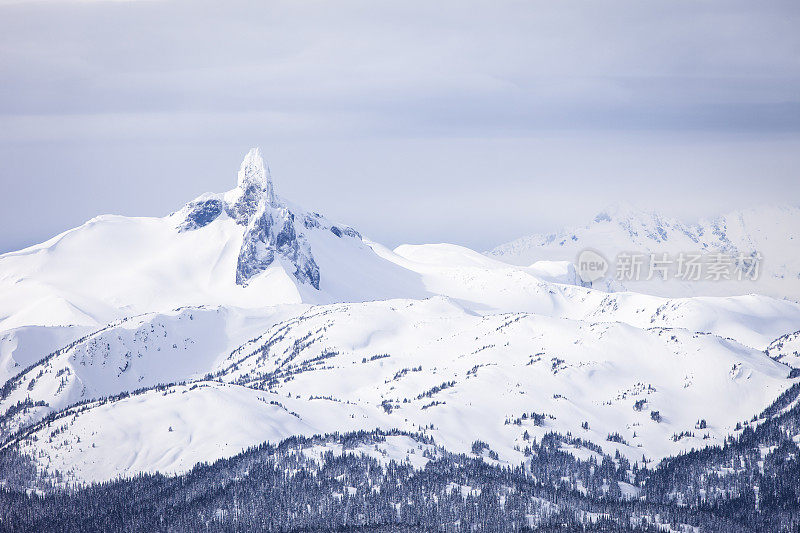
[0,0,798,253]
[2,0,798,133]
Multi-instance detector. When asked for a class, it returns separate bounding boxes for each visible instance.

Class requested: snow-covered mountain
[3,296,795,484]
[487,203,800,301]
[0,148,426,335]
[2,286,799,484]
[1,148,799,492]
[5,283,797,438]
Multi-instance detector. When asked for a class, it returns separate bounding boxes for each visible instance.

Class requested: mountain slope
[487,203,800,301]
[2,149,800,500]
[5,296,795,484]
[0,305,307,437]
[0,149,427,335]
[4,262,798,466]
[0,325,93,385]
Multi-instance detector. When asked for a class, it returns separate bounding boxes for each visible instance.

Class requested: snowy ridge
[4,296,797,483]
[487,203,800,300]
[765,329,800,370]
[0,325,93,385]
[0,148,427,334]
[178,148,323,288]
[0,305,302,437]
[1,149,799,489]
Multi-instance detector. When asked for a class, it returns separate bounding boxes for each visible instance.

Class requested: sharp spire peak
[237,147,274,204]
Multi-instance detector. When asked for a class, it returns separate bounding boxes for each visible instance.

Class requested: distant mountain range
[487,202,800,301]
[1,149,799,531]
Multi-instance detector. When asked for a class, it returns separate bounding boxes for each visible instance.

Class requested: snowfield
[4,295,795,484]
[1,148,799,487]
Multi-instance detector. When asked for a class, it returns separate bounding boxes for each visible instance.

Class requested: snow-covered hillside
[4,248,799,482]
[766,329,800,369]
[0,305,303,437]
[2,148,800,490]
[0,325,93,385]
[5,296,795,484]
[487,203,800,301]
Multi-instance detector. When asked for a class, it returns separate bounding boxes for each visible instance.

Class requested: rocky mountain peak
[177,147,322,290]
[236,147,274,207]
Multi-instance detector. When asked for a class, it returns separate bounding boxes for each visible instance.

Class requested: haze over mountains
[0,148,798,502]
[489,202,800,301]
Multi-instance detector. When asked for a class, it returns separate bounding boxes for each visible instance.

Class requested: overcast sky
[1,0,799,253]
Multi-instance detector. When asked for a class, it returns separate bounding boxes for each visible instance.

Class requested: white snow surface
[0,325,93,385]
[1,149,799,485]
[6,295,797,483]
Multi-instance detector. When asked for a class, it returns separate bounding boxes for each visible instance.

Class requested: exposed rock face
[229,147,275,223]
[178,199,224,231]
[178,148,322,289]
[236,205,319,289]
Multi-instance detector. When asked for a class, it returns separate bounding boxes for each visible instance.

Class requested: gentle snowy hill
[0,305,310,437]
[5,296,795,484]
[0,325,93,385]
[487,203,800,301]
[4,258,799,459]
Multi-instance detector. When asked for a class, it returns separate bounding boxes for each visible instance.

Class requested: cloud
[0,0,798,252]
[1,0,798,133]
